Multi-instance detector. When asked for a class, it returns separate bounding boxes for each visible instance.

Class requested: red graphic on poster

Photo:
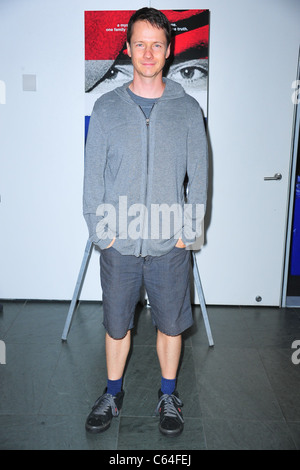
[85,11,134,60]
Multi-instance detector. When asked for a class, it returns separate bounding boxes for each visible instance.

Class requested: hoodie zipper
[138,105,154,256]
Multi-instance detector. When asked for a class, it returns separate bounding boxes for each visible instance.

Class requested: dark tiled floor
[0,299,300,450]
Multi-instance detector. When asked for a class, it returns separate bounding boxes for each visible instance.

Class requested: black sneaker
[155,389,184,436]
[85,388,124,433]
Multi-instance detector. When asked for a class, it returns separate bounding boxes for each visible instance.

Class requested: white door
[195,141,292,306]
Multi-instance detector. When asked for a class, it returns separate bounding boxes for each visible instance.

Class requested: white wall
[0,0,299,301]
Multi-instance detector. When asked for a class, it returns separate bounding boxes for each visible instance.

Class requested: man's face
[126,20,170,80]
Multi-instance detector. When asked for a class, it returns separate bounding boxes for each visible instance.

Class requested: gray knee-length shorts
[100,246,193,339]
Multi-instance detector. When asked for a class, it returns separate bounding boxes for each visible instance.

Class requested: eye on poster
[85,9,209,138]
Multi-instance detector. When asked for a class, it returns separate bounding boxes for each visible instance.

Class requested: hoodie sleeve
[181,99,208,246]
[83,100,115,249]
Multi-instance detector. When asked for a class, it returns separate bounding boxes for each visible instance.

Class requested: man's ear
[126,42,131,58]
[165,44,171,59]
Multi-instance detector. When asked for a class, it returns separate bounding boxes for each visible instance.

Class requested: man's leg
[156,330,181,380]
[85,331,131,434]
[106,330,131,380]
[155,329,185,436]
[86,247,142,434]
[144,247,193,437]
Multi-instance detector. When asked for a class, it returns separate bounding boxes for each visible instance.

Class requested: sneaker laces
[92,393,119,417]
[155,393,184,423]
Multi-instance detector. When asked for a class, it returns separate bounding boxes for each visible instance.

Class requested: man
[83,7,208,437]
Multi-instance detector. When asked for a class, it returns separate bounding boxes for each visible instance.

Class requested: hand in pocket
[175,238,186,248]
[105,237,116,249]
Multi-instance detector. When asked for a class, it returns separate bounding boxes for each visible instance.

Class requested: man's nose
[144,46,153,58]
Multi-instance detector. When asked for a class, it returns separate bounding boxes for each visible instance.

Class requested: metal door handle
[264,173,282,181]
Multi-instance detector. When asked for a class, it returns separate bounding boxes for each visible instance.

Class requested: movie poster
[85,9,209,139]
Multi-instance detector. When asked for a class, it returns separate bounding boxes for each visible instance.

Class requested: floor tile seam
[119,414,157,418]
[190,343,296,412]
[0,413,92,419]
[119,414,204,419]
[240,308,300,329]
[0,413,41,418]
[201,416,299,450]
[36,343,65,414]
[189,337,208,416]
[255,346,295,425]
[201,416,299,449]
[1,300,28,339]
[246,329,300,350]
[201,416,298,423]
[191,343,262,351]
[189,329,211,427]
[115,411,122,450]
[256,345,299,351]
[209,305,254,332]
[1,414,295,423]
[191,344,298,361]
[286,421,300,450]
[1,340,65,345]
[200,416,209,450]
[197,409,290,424]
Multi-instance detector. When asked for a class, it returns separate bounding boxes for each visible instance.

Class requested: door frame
[282,47,300,307]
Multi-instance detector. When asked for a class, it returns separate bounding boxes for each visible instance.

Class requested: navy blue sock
[161,377,176,395]
[107,377,122,396]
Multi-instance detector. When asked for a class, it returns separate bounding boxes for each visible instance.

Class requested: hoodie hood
[114,78,186,104]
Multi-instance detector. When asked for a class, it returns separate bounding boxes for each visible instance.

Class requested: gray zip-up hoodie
[83,78,208,257]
